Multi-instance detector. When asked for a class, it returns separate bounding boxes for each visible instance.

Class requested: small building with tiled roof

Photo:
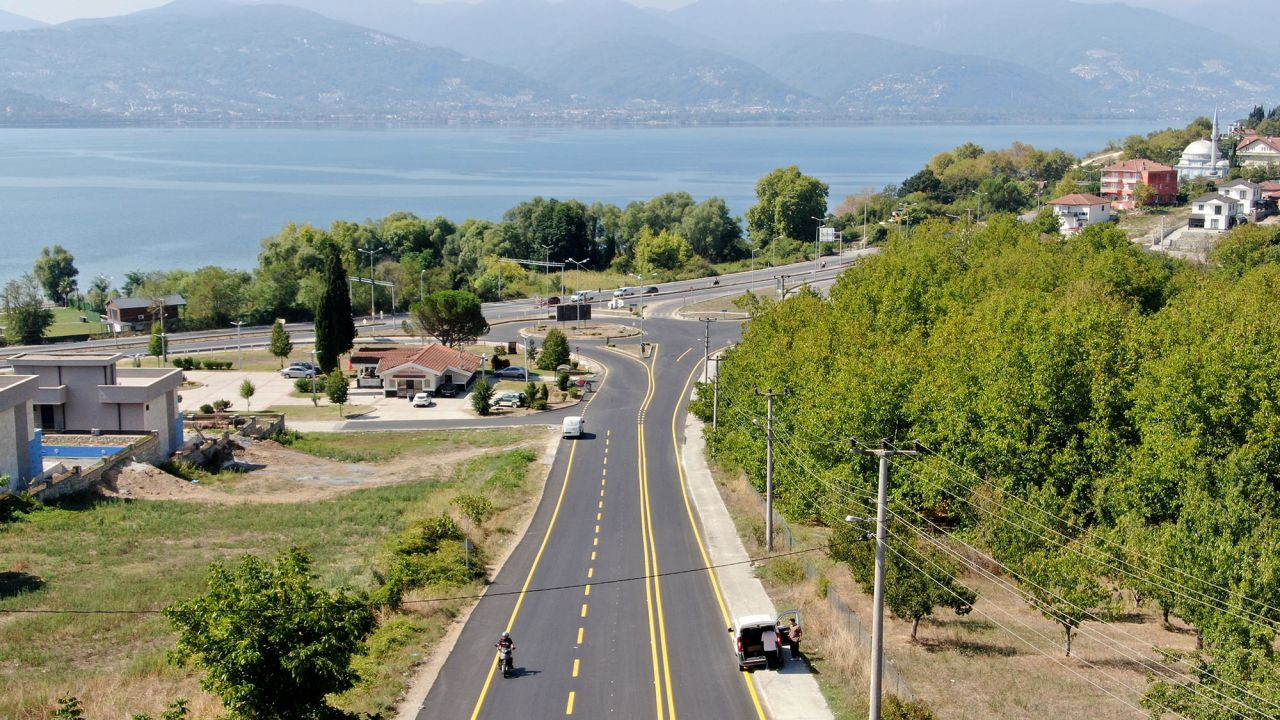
[1101,158,1178,210]
[1261,181,1280,202]
[1236,131,1280,168]
[1047,193,1113,234]
[350,344,483,398]
[1217,179,1266,220]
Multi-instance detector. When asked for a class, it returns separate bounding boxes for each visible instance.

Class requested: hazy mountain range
[0,0,1276,125]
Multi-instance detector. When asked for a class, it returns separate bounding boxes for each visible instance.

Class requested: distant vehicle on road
[540,296,561,307]
[411,392,433,408]
[493,366,528,379]
[569,291,594,303]
[562,415,584,438]
[280,365,316,378]
[642,286,659,294]
[613,287,636,298]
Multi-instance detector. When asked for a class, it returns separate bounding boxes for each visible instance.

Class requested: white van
[613,287,636,298]
[569,291,594,303]
[562,415,584,438]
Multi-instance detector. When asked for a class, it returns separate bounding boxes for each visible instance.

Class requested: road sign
[819,227,840,243]
[556,303,592,322]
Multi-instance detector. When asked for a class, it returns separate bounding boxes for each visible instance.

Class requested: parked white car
[411,392,434,408]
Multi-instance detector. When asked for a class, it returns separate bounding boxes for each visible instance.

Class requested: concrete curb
[681,415,834,720]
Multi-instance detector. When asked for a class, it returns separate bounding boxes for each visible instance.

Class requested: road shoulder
[681,415,834,720]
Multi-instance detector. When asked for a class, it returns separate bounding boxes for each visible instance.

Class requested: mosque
[1175,110,1230,180]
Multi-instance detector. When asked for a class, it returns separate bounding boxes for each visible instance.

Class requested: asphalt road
[415,316,760,720]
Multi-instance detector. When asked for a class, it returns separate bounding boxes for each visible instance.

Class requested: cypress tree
[314,241,355,372]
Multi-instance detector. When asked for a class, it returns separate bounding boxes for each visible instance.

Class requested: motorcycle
[496,644,514,678]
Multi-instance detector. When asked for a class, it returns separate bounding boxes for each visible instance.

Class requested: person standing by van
[787,617,803,659]
[762,626,780,669]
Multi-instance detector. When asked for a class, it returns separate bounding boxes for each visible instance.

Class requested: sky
[0,0,1216,25]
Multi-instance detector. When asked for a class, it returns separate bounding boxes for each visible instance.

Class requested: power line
[0,545,827,617]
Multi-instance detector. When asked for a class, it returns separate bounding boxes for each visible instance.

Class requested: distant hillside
[0,1,560,122]
[754,32,1079,120]
[0,9,44,31]
[664,0,1280,117]
[526,35,809,108]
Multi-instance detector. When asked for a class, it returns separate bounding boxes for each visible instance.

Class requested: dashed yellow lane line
[577,626,584,644]
[580,603,589,618]
[566,691,576,715]
[588,567,594,578]
[584,584,592,596]
[573,658,581,677]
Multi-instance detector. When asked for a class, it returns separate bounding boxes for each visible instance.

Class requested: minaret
[1210,108,1220,175]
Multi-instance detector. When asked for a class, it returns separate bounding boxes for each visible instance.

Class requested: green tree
[453,494,495,527]
[830,523,976,640]
[471,377,494,416]
[85,275,112,315]
[1019,546,1109,656]
[313,241,355,373]
[239,378,256,412]
[325,370,348,416]
[268,321,293,368]
[165,549,375,720]
[538,329,570,371]
[33,244,78,305]
[678,197,744,263]
[1,274,54,345]
[52,697,85,720]
[746,166,829,250]
[1132,182,1157,209]
[180,266,250,329]
[148,321,167,365]
[632,228,693,274]
[409,290,489,348]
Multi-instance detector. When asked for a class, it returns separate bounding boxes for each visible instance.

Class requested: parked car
[494,366,528,379]
[642,286,659,295]
[435,384,457,398]
[294,361,319,371]
[540,296,561,307]
[569,291,594,303]
[492,391,526,408]
[613,286,636,298]
[411,392,434,408]
[280,365,316,378]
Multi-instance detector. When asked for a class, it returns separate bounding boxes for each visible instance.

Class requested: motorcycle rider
[495,631,515,673]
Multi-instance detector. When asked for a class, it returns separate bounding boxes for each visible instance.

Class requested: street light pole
[231,321,245,369]
[419,269,425,305]
[358,245,383,318]
[811,215,824,272]
[755,388,789,552]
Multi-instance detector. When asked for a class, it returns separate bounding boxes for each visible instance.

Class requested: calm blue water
[0,124,1156,282]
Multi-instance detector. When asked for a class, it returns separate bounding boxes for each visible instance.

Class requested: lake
[0,123,1157,282]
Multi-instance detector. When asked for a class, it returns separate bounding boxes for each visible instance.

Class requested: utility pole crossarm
[851,438,919,720]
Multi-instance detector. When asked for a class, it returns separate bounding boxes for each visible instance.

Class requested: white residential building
[1047,193,1114,234]
[1217,179,1264,220]
[1189,193,1240,232]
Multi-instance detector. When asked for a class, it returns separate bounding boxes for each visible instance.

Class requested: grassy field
[0,307,108,340]
[277,426,547,463]
[0,429,552,720]
[263,403,375,421]
[680,293,753,314]
[1116,205,1193,241]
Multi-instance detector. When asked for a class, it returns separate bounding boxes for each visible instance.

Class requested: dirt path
[99,440,523,505]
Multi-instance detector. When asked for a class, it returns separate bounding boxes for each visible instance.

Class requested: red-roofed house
[1100,159,1178,210]
[1236,130,1280,169]
[350,344,484,397]
[1047,193,1114,234]
[1261,181,1280,203]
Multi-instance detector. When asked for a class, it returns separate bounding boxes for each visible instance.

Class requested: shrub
[556,371,570,391]
[883,695,939,720]
[198,403,215,414]
[523,381,538,407]
[173,357,196,370]
[453,494,495,526]
[568,387,581,399]
[294,377,316,394]
[211,399,231,412]
[817,575,830,599]
[471,378,494,416]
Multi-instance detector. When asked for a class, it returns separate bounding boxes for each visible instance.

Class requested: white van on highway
[569,291,595,303]
[613,287,636,298]
[563,416,584,438]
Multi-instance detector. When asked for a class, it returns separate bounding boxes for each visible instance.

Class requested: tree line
[702,215,1280,715]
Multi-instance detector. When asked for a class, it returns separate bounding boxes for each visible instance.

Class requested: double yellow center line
[638,344,677,719]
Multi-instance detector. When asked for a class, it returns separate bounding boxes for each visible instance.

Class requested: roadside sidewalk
[682,416,834,720]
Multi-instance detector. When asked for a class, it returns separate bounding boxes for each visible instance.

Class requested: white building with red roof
[1236,130,1280,169]
[349,344,484,398]
[1047,193,1114,234]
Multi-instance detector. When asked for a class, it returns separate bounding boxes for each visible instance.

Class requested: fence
[747,479,914,700]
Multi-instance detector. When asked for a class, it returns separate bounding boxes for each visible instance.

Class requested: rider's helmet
[501,631,510,639]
